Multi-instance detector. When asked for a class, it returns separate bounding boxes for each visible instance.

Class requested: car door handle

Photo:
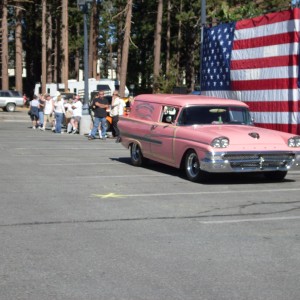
[151,125,157,130]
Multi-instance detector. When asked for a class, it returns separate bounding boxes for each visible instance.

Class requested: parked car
[118,94,300,182]
[0,90,23,112]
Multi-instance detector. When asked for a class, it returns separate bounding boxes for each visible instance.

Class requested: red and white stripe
[204,8,300,134]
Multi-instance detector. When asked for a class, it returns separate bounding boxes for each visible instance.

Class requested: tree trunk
[109,41,113,79]
[62,0,68,91]
[53,23,58,83]
[41,0,47,94]
[166,0,171,75]
[1,0,9,90]
[88,0,98,79]
[15,3,23,93]
[176,0,182,86]
[92,2,98,79]
[88,1,94,78]
[75,24,80,81]
[119,0,133,98]
[116,1,123,81]
[47,10,53,83]
[153,0,163,93]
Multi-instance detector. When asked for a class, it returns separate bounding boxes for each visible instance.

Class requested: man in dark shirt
[88,91,109,140]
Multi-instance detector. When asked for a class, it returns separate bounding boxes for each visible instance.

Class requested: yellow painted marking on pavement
[92,193,127,199]
[90,188,300,198]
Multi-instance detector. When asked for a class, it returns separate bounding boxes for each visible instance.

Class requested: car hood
[184,124,294,150]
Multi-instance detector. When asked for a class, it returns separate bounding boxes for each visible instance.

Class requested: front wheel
[130,143,144,167]
[6,103,16,112]
[263,171,287,181]
[184,150,208,182]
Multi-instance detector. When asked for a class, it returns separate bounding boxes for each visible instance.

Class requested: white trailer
[34,79,129,98]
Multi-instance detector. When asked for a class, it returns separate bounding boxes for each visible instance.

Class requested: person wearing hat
[42,94,54,131]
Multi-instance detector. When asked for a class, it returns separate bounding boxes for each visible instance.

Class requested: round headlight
[288,136,300,147]
[211,137,229,148]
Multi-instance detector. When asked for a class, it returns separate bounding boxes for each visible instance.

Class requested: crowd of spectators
[28,92,82,134]
[28,90,126,141]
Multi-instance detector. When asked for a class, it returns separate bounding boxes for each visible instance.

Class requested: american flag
[201,8,300,134]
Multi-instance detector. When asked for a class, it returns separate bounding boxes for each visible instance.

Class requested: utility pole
[62,0,69,93]
[77,0,93,135]
[41,0,47,94]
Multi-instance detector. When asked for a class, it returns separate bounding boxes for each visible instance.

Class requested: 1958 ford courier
[118,94,300,182]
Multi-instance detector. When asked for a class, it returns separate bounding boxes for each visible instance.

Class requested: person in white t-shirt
[53,93,65,133]
[42,94,54,131]
[109,90,125,140]
[118,97,126,116]
[70,95,83,134]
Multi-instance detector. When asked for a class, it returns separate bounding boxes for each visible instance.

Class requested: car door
[0,91,9,107]
[149,105,179,164]
[0,91,6,107]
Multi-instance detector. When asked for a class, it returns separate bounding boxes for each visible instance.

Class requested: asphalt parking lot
[1,108,300,300]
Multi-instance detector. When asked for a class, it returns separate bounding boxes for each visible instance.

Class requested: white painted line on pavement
[199,216,300,224]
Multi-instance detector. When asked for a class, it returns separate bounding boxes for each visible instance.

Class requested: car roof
[135,94,248,108]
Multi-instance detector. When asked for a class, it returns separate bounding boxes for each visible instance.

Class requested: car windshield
[177,105,253,126]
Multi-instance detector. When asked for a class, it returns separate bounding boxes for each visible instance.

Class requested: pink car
[118,94,300,182]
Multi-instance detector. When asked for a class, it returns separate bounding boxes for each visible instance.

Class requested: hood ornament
[249,132,260,139]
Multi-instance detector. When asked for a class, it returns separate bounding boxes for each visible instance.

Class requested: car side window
[161,106,178,123]
[178,106,252,125]
[0,91,10,97]
[178,106,228,125]
[177,109,187,125]
[178,107,207,125]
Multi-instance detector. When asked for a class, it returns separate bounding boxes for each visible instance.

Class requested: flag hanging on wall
[201,8,300,134]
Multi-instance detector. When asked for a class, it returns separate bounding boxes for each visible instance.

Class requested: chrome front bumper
[200,151,300,173]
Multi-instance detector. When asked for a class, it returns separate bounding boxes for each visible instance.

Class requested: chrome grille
[223,152,295,170]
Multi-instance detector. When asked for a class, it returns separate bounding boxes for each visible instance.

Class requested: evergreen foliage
[1,0,293,95]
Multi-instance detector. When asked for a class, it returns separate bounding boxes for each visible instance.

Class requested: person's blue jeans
[38,111,44,127]
[91,117,107,138]
[55,112,64,133]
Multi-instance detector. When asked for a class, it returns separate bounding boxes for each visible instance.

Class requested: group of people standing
[29,92,82,134]
[28,89,126,140]
[88,90,125,141]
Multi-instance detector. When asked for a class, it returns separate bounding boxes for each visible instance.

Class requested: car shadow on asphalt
[111,157,295,185]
